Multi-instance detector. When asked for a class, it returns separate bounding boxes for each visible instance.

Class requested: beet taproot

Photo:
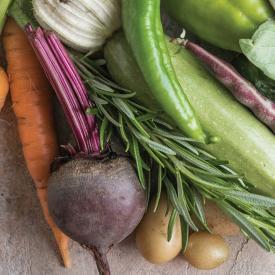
[27,28,146,274]
[48,157,146,274]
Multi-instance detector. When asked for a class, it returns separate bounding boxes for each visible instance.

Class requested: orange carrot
[3,18,71,267]
[0,66,9,111]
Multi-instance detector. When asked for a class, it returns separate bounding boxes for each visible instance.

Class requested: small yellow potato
[184,232,229,270]
[136,194,182,264]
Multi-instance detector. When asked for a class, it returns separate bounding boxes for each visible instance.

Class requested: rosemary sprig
[74,54,275,253]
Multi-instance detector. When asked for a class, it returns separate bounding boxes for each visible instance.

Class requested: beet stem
[25,25,100,154]
[45,33,100,153]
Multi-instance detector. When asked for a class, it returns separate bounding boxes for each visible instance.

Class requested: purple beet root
[48,157,146,275]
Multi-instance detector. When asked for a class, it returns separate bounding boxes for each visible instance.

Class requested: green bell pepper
[162,0,273,52]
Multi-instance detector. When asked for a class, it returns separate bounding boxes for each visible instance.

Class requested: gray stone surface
[1,99,275,275]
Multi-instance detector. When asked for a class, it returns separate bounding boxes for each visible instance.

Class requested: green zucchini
[104,32,275,197]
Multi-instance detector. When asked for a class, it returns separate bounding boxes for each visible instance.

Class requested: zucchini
[104,33,275,197]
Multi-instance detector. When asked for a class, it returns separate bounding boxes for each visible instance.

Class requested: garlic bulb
[33,0,121,53]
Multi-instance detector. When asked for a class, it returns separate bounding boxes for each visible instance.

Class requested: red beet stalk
[26,25,100,154]
[183,40,275,133]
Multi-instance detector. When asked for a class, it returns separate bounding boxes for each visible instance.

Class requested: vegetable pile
[1,0,275,274]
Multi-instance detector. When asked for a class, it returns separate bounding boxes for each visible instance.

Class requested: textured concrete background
[1,97,275,275]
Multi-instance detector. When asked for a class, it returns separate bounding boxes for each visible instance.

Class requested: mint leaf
[240,19,275,81]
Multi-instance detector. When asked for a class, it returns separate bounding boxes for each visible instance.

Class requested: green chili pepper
[162,0,273,52]
[122,0,207,143]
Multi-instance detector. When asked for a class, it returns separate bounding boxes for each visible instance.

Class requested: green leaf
[86,107,98,115]
[131,128,176,156]
[192,190,209,230]
[106,126,113,142]
[132,136,146,189]
[167,209,178,242]
[146,168,151,210]
[176,171,185,211]
[126,116,150,139]
[153,128,190,141]
[180,217,190,253]
[129,101,156,113]
[137,113,157,122]
[153,118,174,130]
[163,138,223,175]
[240,19,275,81]
[170,156,232,191]
[224,191,275,209]
[73,52,275,252]
[176,140,199,155]
[99,117,108,151]
[113,98,135,120]
[218,201,270,251]
[118,114,130,152]
[94,88,136,99]
[97,103,120,127]
[154,165,163,212]
[139,141,164,167]
[93,80,115,92]
[90,94,108,105]
[165,178,198,231]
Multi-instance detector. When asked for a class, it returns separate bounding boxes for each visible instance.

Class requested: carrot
[3,18,71,267]
[0,66,9,111]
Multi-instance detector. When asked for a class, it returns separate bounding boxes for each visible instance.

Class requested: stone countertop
[1,99,275,275]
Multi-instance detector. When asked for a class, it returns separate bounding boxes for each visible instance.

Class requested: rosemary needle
[74,54,275,253]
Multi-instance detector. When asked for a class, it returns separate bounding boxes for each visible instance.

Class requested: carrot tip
[36,188,71,268]
[55,232,71,268]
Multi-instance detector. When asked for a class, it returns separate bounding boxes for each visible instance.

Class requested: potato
[204,201,239,236]
[135,194,182,264]
[184,232,229,270]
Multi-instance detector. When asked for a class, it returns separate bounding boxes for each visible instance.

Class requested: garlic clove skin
[33,0,101,52]
[33,0,121,53]
[79,0,121,31]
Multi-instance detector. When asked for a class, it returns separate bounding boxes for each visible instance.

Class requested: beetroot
[26,26,146,275]
[48,157,146,274]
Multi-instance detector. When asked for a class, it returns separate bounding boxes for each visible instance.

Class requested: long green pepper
[122,0,207,143]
